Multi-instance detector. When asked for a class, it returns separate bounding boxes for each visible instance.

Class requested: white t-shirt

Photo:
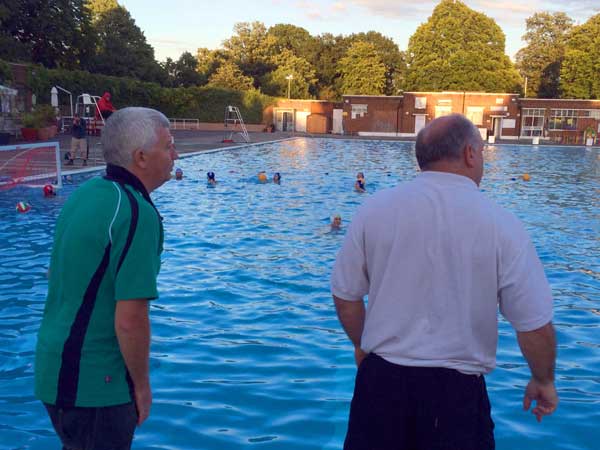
[331,171,553,374]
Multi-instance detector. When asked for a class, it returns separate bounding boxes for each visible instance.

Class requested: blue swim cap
[175,168,183,174]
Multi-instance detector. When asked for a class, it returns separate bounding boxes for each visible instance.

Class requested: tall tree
[262,49,317,98]
[266,24,318,64]
[86,0,118,22]
[197,47,228,81]
[338,41,386,95]
[0,0,95,69]
[207,61,254,91]
[515,12,573,98]
[313,33,351,99]
[91,6,166,83]
[348,31,406,95]
[560,13,600,99]
[163,52,204,87]
[405,0,522,93]
[222,21,274,86]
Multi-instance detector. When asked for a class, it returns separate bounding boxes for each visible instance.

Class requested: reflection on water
[0,140,598,450]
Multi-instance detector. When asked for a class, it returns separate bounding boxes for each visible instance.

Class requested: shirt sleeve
[330,210,370,301]
[498,217,553,332]
[114,204,161,301]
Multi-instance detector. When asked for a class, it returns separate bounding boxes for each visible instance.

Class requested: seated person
[175,168,183,180]
[258,171,268,183]
[354,172,366,192]
[331,214,342,230]
[96,92,116,120]
[207,171,217,185]
[273,172,281,184]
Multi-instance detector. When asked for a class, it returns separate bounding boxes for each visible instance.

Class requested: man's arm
[333,295,367,366]
[517,321,558,422]
[115,299,151,426]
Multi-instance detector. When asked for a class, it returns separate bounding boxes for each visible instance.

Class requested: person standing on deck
[331,114,557,450]
[35,107,178,449]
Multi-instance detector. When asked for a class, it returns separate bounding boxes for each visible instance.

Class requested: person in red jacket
[97,92,116,120]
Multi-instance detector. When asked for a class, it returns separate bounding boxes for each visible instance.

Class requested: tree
[515,12,573,98]
[266,24,318,64]
[163,52,205,87]
[207,61,254,91]
[197,47,228,80]
[338,41,386,95]
[91,6,167,83]
[560,14,600,99]
[313,33,352,99]
[0,0,95,69]
[348,31,406,95]
[405,0,522,93]
[86,0,118,22]
[222,21,274,86]
[262,50,317,98]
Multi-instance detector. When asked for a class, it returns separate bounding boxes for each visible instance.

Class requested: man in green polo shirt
[35,107,178,449]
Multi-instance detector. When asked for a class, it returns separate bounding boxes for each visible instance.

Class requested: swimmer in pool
[331,214,342,230]
[273,172,281,184]
[355,172,366,192]
[207,171,217,185]
[175,168,183,180]
[258,171,268,183]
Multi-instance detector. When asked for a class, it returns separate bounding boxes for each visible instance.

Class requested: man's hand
[134,382,152,426]
[523,378,558,422]
[354,347,368,367]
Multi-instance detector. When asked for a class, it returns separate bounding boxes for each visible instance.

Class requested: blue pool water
[0,138,598,449]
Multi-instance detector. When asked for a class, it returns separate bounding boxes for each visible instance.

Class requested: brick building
[342,92,600,145]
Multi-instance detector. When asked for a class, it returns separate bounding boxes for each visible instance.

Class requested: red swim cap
[43,184,55,197]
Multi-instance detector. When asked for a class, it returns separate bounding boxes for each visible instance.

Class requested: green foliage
[20,104,56,128]
[26,64,276,123]
[0,59,12,85]
[515,12,573,98]
[338,42,386,95]
[262,50,317,98]
[91,6,166,84]
[222,22,275,85]
[208,61,255,91]
[560,14,600,99]
[405,0,522,93]
[162,52,205,87]
[86,0,119,22]
[312,33,351,99]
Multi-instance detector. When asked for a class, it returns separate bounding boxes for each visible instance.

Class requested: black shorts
[44,401,137,450]
[344,353,495,450]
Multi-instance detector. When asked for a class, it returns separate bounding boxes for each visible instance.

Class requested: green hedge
[26,65,277,123]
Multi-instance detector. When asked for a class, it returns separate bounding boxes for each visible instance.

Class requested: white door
[332,109,343,134]
[414,114,426,133]
[295,112,310,132]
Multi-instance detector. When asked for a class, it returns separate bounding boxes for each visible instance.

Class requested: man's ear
[131,148,147,168]
[463,144,476,168]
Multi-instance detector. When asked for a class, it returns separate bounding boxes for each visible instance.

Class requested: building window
[466,106,484,125]
[548,109,578,130]
[351,104,368,119]
[521,108,545,137]
[415,97,427,109]
[435,105,452,118]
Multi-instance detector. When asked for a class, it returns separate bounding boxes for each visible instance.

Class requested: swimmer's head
[258,171,268,182]
[175,168,183,180]
[273,172,281,182]
[207,171,215,181]
[357,172,364,179]
[331,214,342,228]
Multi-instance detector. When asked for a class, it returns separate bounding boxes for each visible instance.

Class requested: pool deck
[14,129,600,175]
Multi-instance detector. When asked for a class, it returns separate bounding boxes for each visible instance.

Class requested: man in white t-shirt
[331,114,557,450]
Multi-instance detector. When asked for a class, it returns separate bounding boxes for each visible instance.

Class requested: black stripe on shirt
[55,242,112,407]
[116,184,139,274]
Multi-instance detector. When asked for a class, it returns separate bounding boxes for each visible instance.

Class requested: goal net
[0,142,63,190]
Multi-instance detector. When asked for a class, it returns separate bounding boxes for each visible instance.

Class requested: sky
[120,0,599,62]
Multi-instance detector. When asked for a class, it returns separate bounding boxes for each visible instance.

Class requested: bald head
[415,114,482,170]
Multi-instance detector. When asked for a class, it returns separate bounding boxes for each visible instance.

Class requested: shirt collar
[418,170,479,190]
[104,164,156,208]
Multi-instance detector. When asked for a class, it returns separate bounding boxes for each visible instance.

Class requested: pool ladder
[223,106,250,143]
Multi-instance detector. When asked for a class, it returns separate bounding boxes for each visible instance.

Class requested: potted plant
[20,111,39,141]
[35,104,58,141]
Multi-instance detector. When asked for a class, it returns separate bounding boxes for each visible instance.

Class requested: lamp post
[285,74,294,99]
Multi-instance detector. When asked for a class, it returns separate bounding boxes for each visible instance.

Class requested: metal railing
[169,118,200,130]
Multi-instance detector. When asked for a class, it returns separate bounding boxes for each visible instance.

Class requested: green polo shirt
[35,165,164,407]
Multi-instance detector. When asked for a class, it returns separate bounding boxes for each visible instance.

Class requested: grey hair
[415,114,482,170]
[101,107,170,167]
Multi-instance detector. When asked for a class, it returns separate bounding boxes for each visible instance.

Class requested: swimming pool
[0,138,598,449]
